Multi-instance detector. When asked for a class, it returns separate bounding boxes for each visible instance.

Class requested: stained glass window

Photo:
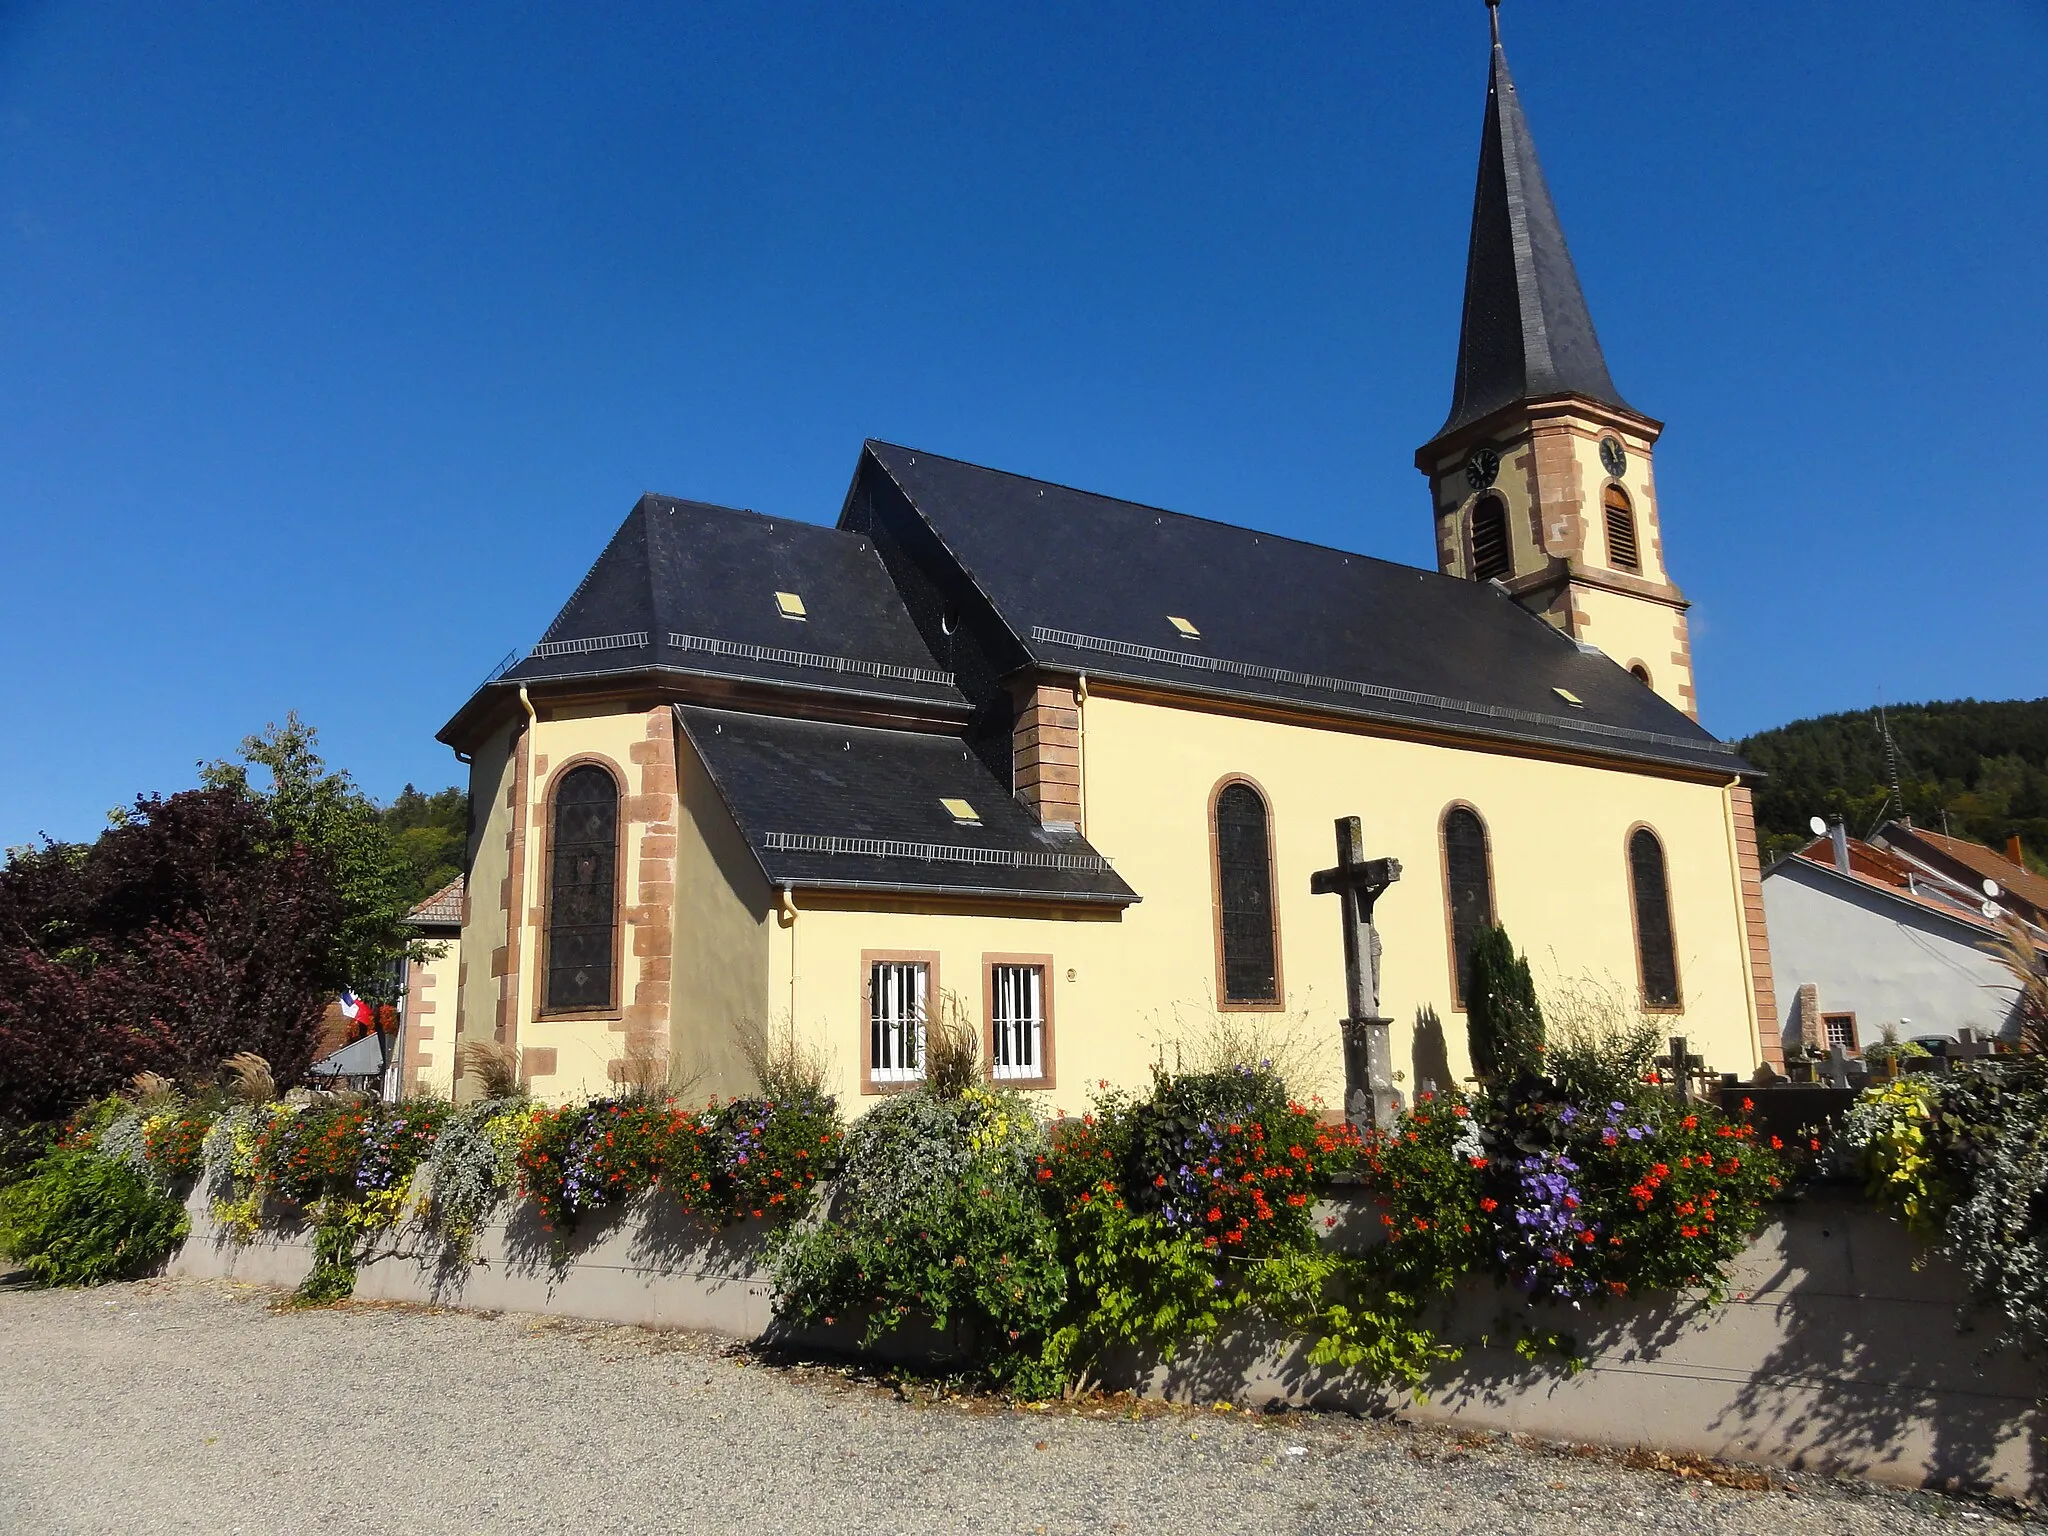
[1443,806,1494,1009]
[545,765,619,1012]
[1215,782,1279,1005]
[1629,828,1680,1008]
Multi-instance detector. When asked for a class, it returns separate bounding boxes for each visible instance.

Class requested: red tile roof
[406,877,465,928]
[1899,828,2048,914]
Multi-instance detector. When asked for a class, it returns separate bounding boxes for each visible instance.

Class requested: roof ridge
[865,439,1453,581]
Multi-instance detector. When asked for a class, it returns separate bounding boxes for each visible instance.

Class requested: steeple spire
[1438,1,1632,438]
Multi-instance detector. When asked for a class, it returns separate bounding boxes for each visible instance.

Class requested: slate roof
[855,442,1746,777]
[1437,9,1634,439]
[676,706,1138,906]
[491,495,963,710]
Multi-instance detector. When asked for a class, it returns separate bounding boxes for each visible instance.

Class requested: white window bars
[869,961,927,1084]
[989,964,1044,1080]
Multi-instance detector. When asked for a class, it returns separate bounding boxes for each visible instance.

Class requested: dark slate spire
[1438,2,1632,437]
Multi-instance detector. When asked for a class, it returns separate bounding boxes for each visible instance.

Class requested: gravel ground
[0,1277,2025,1535]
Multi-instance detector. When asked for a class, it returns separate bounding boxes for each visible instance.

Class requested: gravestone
[1310,816,1403,1131]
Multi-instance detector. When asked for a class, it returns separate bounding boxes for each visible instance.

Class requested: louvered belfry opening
[545,764,620,1012]
[1442,806,1495,1007]
[1470,495,1511,582]
[1604,485,1640,572]
[1629,828,1680,1007]
[1214,782,1279,1005]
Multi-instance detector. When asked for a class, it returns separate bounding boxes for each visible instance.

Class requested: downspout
[1722,775,1764,1073]
[1074,673,1090,836]
[512,686,540,1066]
[778,884,799,1034]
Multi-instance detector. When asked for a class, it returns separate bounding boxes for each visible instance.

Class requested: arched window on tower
[1440,805,1495,1008]
[1604,485,1640,572]
[545,763,621,1013]
[1212,780,1280,1007]
[1629,663,1652,687]
[1470,495,1511,582]
[1628,827,1681,1009]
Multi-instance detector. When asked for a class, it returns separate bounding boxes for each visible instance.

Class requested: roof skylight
[774,591,807,620]
[1166,615,1201,639]
[940,797,981,825]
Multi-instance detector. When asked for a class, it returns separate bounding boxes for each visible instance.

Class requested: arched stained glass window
[1470,495,1511,582]
[1629,827,1681,1008]
[1442,806,1494,1009]
[546,764,620,1012]
[1213,781,1279,1006]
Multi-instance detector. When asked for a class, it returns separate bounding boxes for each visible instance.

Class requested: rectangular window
[868,959,928,1087]
[988,962,1047,1082]
[1824,1013,1859,1054]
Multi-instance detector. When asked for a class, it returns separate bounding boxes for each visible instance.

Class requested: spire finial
[1486,0,1501,46]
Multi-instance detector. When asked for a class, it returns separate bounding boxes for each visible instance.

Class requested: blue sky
[3,1,2043,849]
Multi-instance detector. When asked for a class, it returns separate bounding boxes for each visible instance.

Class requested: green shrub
[1465,925,1545,1084]
[0,1147,189,1286]
[770,1086,1067,1395]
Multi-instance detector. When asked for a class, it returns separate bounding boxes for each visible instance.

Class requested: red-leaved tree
[0,787,346,1130]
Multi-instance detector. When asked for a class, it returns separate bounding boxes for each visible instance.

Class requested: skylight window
[940,797,981,825]
[775,591,807,620]
[1167,615,1201,639]
[1552,686,1585,708]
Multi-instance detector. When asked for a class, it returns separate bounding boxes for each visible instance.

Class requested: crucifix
[1310,816,1403,1131]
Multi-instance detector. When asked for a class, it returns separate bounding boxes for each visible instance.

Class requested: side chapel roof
[1436,5,1634,438]
[676,706,1138,906]
[849,441,1745,777]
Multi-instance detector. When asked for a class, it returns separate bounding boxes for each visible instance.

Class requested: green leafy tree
[1465,924,1544,1083]
[203,714,424,1000]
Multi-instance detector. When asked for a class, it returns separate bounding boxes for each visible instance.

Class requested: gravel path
[0,1277,2020,1535]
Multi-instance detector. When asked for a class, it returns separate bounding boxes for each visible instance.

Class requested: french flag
[339,990,375,1028]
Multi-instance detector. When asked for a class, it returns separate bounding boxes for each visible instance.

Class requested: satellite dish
[1809,816,1828,837]
[1982,900,2001,920]
[1983,878,2002,899]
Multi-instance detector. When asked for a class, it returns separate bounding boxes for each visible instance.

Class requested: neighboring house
[429,15,1781,1109]
[1870,822,2048,932]
[1762,827,2032,1056]
[388,877,463,1099]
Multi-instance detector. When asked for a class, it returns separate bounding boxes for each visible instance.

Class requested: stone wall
[165,1186,2044,1500]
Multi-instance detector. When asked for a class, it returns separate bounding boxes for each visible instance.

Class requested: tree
[0,788,345,1130]
[380,783,469,905]
[203,714,425,1001]
[1465,924,1545,1084]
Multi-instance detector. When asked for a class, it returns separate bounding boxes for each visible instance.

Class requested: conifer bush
[1464,924,1545,1083]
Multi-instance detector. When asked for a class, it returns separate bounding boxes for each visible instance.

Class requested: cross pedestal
[1311,816,1403,1131]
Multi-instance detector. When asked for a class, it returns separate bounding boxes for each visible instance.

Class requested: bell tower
[1416,0,1697,718]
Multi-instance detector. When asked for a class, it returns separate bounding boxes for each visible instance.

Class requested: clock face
[1463,447,1500,491]
[1599,436,1628,478]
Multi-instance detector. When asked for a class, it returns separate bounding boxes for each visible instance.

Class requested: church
[423,8,1782,1111]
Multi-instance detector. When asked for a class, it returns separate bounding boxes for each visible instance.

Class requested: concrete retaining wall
[165,1185,2045,1499]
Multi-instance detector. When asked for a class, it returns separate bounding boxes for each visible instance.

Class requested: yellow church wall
[1571,586,1689,704]
[400,940,458,1100]
[671,722,775,1101]
[507,705,676,1105]
[760,691,1759,1120]
[451,724,516,1103]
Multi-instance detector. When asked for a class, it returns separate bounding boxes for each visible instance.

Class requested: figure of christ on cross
[1310,816,1403,1131]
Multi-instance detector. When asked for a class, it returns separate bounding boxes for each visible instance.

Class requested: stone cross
[1310,817,1403,1131]
[1656,1035,1705,1101]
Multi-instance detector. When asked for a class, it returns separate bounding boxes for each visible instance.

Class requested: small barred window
[989,963,1046,1080]
[869,960,928,1084]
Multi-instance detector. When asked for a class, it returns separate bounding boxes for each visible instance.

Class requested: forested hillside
[380,785,468,905]
[1738,698,2048,869]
